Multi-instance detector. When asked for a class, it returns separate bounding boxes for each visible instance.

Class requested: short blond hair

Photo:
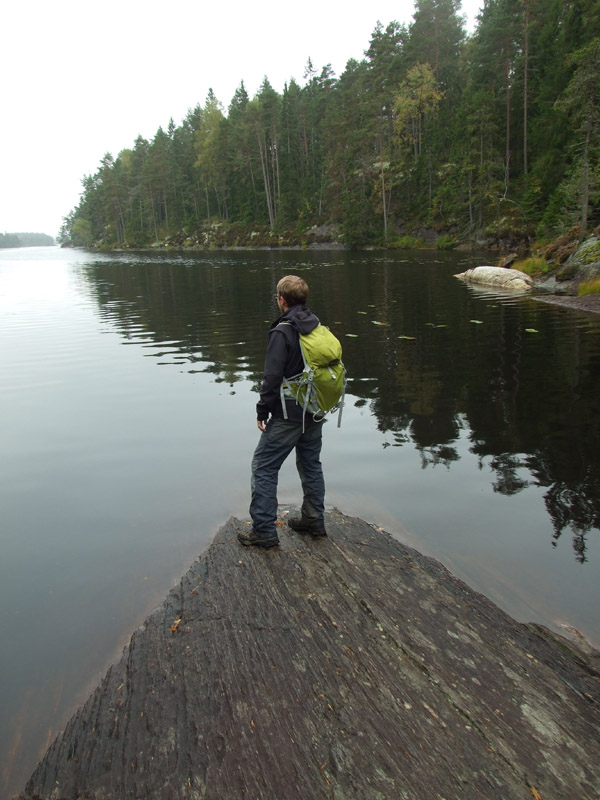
[277,275,309,306]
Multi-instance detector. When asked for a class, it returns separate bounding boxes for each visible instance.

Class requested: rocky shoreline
[455,230,600,313]
[64,224,600,313]
[18,510,600,800]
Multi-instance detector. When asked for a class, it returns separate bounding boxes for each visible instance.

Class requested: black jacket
[256,304,320,422]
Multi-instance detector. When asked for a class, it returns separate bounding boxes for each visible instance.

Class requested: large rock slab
[455,266,534,291]
[18,511,600,800]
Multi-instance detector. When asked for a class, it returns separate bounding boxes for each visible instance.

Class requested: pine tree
[555,37,600,235]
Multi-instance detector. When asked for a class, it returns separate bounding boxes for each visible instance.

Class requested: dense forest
[60,0,600,250]
[0,232,55,248]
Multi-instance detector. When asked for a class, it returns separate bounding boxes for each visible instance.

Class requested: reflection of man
[238,275,327,548]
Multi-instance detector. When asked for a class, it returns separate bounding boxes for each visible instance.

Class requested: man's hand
[257,419,267,433]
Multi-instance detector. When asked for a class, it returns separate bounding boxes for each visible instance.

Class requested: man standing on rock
[238,275,327,548]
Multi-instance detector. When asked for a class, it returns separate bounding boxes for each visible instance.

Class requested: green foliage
[394,64,444,161]
[388,235,426,249]
[514,256,550,276]
[61,0,600,249]
[578,238,600,264]
[577,277,600,294]
[71,218,94,247]
[436,234,458,250]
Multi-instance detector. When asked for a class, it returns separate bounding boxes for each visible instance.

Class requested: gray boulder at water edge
[454,266,534,291]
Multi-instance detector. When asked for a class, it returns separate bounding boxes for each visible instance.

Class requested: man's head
[276,275,308,307]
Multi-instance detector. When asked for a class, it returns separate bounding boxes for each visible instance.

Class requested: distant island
[0,232,55,248]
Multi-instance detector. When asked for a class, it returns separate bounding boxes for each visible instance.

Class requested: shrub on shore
[515,257,550,276]
[387,235,426,250]
[577,278,600,296]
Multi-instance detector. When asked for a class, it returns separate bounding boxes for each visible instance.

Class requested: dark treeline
[60,0,600,249]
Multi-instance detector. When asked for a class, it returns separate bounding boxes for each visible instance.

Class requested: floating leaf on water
[525,328,539,333]
[398,335,416,340]
[345,333,359,338]
[470,319,483,324]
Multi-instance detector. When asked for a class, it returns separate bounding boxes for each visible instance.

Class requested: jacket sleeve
[256,328,290,420]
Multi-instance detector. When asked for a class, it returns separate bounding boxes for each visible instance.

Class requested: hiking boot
[237,529,280,548]
[287,517,327,537]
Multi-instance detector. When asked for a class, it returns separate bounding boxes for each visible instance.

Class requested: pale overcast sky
[1,0,482,238]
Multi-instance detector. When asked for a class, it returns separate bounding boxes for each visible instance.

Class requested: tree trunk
[163,189,169,232]
[504,52,511,197]
[523,0,529,175]
[468,169,474,227]
[379,132,388,239]
[580,116,592,239]
[271,125,280,220]
[434,17,440,79]
[150,189,159,243]
[256,129,275,228]
[318,168,325,218]
[428,156,433,209]
[243,146,258,199]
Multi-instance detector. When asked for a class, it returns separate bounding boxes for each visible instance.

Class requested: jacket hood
[276,304,320,335]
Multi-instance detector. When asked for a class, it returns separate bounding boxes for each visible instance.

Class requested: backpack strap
[336,378,346,428]
[277,322,304,424]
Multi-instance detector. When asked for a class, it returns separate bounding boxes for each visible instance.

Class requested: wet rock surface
[532,293,600,315]
[18,511,600,800]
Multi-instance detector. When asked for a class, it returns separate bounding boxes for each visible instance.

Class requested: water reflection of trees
[338,260,600,563]
[79,253,600,562]
[80,256,275,388]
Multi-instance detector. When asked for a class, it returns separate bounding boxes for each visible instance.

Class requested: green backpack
[279,323,346,429]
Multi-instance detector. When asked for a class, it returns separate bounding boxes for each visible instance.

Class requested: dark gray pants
[250,417,325,538]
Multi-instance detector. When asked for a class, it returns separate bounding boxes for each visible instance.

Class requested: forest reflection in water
[80,249,600,564]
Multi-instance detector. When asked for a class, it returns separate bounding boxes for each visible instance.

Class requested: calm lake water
[1,245,599,796]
